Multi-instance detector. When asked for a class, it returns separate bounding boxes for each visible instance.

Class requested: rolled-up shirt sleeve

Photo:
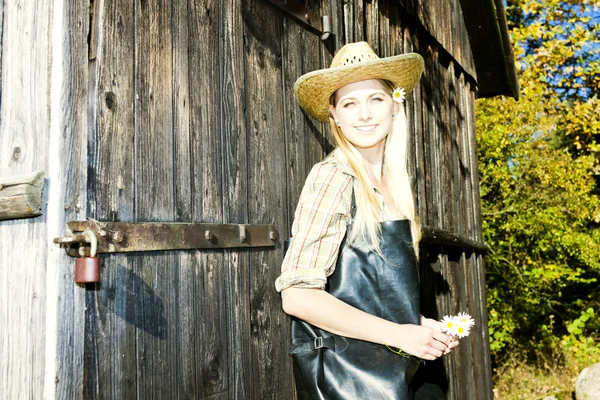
[275,162,352,292]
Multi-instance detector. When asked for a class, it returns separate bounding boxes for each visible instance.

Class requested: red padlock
[75,229,100,283]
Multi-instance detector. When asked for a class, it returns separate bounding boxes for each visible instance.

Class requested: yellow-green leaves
[477,0,600,366]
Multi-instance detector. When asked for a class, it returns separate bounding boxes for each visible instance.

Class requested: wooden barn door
[68,0,327,398]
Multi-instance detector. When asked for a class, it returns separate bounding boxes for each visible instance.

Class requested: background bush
[476,0,600,374]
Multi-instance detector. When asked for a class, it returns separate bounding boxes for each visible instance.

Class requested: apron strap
[288,335,336,354]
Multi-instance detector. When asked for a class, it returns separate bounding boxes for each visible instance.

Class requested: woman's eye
[371,97,384,102]
[343,102,356,108]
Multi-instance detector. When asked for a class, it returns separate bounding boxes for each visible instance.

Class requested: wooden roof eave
[458,0,520,100]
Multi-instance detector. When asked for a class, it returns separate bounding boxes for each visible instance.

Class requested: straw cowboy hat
[294,41,424,121]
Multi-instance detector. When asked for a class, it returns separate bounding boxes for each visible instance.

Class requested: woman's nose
[359,103,372,121]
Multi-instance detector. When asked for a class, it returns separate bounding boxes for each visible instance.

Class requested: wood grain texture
[86,0,138,398]
[282,13,323,233]
[422,44,440,228]
[220,0,253,397]
[468,84,494,399]
[343,0,355,44]
[365,0,379,53]
[188,0,229,398]
[171,1,198,397]
[319,0,341,149]
[0,170,44,220]
[395,0,477,81]
[133,0,182,398]
[0,0,52,398]
[242,0,291,397]
[52,1,90,398]
[0,0,3,103]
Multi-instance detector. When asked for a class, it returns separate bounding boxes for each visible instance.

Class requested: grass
[493,359,577,400]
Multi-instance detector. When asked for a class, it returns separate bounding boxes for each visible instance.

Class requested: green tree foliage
[476,0,600,365]
[508,0,600,164]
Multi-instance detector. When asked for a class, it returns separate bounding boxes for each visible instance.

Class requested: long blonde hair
[327,79,421,259]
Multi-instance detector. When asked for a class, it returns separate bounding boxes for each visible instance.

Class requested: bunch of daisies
[440,312,475,338]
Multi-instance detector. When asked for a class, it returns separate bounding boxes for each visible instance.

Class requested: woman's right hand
[393,324,452,361]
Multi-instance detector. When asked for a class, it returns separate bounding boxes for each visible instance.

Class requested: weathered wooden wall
[0,1,53,398]
[0,0,493,398]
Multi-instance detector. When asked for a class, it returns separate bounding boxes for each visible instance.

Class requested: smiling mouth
[355,124,378,132]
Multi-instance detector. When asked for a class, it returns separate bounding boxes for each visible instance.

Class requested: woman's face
[329,79,398,151]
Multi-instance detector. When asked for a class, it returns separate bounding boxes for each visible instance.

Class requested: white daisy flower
[454,321,471,338]
[392,87,406,103]
[440,315,458,336]
[439,313,474,339]
[457,312,475,328]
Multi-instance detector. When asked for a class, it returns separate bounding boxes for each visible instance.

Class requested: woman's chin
[351,138,387,151]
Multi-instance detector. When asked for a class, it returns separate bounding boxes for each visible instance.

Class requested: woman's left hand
[420,316,460,355]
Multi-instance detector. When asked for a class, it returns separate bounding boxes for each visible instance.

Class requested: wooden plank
[474,254,494,398]
[435,53,457,395]
[450,0,460,63]
[322,0,343,55]
[466,80,494,399]
[0,0,52,397]
[52,0,90,398]
[450,64,478,399]
[132,0,184,398]
[86,0,138,397]
[457,73,470,239]
[343,0,355,43]
[459,83,490,397]
[187,0,229,398]
[452,67,468,240]
[282,15,323,233]
[378,0,390,58]
[402,18,428,226]
[320,0,342,150]
[440,55,453,232]
[220,0,253,397]
[434,50,457,389]
[365,0,379,53]
[242,0,291,397]
[421,44,438,228]
[0,0,3,101]
[446,65,468,396]
[281,10,323,400]
[397,0,477,84]
[171,2,198,395]
[0,170,44,220]
[455,70,472,399]
[355,0,365,41]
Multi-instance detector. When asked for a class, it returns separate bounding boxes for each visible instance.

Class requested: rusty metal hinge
[54,220,279,257]
[265,0,331,41]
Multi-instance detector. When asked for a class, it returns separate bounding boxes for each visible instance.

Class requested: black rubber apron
[287,190,423,400]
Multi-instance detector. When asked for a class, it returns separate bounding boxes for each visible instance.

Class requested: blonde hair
[327,79,421,259]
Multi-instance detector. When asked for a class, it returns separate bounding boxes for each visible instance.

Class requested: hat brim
[293,53,424,121]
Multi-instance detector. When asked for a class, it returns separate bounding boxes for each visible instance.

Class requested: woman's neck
[356,139,386,183]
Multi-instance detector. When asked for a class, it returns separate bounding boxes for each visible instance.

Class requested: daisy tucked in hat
[294,41,424,121]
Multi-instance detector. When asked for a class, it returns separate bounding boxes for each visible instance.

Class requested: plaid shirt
[275,148,393,292]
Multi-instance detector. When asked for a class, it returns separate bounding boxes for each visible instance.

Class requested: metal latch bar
[420,225,488,254]
[265,0,331,41]
[54,221,278,257]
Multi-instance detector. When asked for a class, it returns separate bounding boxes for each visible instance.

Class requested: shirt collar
[328,148,385,195]
[328,148,357,178]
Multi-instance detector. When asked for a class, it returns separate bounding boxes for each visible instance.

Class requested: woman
[275,42,459,399]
